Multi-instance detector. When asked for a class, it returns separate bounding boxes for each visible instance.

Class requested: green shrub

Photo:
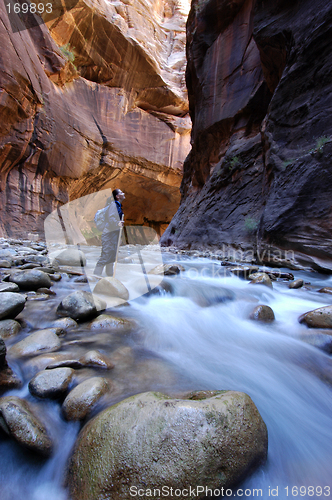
[229,156,240,170]
[282,160,293,169]
[60,43,75,63]
[316,136,330,152]
[244,216,259,233]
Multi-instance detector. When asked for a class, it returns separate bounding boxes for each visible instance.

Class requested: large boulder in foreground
[299,305,332,328]
[57,291,106,321]
[67,391,268,500]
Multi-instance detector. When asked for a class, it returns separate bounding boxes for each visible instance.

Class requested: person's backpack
[94,206,108,231]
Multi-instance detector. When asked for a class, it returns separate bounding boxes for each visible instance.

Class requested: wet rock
[25,353,80,372]
[67,391,268,500]
[19,263,40,270]
[57,291,106,321]
[249,273,273,289]
[0,339,7,368]
[289,279,304,289]
[29,367,75,399]
[149,263,185,276]
[37,287,56,295]
[79,350,114,370]
[0,292,26,320]
[249,305,275,323]
[318,287,332,295]
[230,266,259,279]
[269,271,294,281]
[0,367,22,391]
[49,317,78,331]
[22,255,50,266]
[54,249,87,267]
[62,377,110,421]
[299,305,332,329]
[26,293,50,302]
[9,269,52,290]
[33,267,59,274]
[0,396,53,456]
[0,260,11,268]
[9,329,61,358]
[89,314,133,332]
[0,282,20,292]
[57,267,84,276]
[299,330,332,354]
[93,278,129,300]
[31,244,46,252]
[51,273,62,282]
[17,247,38,255]
[0,319,21,339]
[73,276,88,283]
[0,250,15,261]
[46,358,84,370]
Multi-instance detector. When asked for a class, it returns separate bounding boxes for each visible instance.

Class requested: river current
[1,249,332,500]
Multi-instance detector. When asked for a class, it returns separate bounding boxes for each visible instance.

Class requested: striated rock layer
[161,0,332,270]
[0,0,191,237]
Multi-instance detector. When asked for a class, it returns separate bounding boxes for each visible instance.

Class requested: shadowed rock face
[161,0,332,269]
[0,0,191,237]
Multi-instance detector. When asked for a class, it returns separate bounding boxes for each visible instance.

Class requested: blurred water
[1,253,332,499]
[131,264,332,498]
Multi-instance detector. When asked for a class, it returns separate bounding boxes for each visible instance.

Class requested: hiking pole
[113,215,124,277]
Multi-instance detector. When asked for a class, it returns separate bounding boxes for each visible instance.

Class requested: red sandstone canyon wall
[0,0,191,237]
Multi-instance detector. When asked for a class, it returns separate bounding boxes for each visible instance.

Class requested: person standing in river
[93,189,125,277]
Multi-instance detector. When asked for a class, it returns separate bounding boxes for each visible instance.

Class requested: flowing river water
[1,248,332,500]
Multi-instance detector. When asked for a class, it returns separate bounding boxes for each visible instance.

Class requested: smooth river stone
[0,319,21,339]
[89,314,133,332]
[317,287,332,295]
[0,292,26,320]
[148,263,185,276]
[249,273,273,288]
[0,396,53,456]
[299,305,332,328]
[9,329,61,358]
[93,277,129,300]
[54,249,87,267]
[79,350,114,370]
[62,377,110,420]
[0,282,19,292]
[249,305,275,322]
[29,367,75,398]
[0,260,12,268]
[0,367,22,390]
[49,317,78,331]
[288,279,304,289]
[9,269,52,290]
[56,291,106,321]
